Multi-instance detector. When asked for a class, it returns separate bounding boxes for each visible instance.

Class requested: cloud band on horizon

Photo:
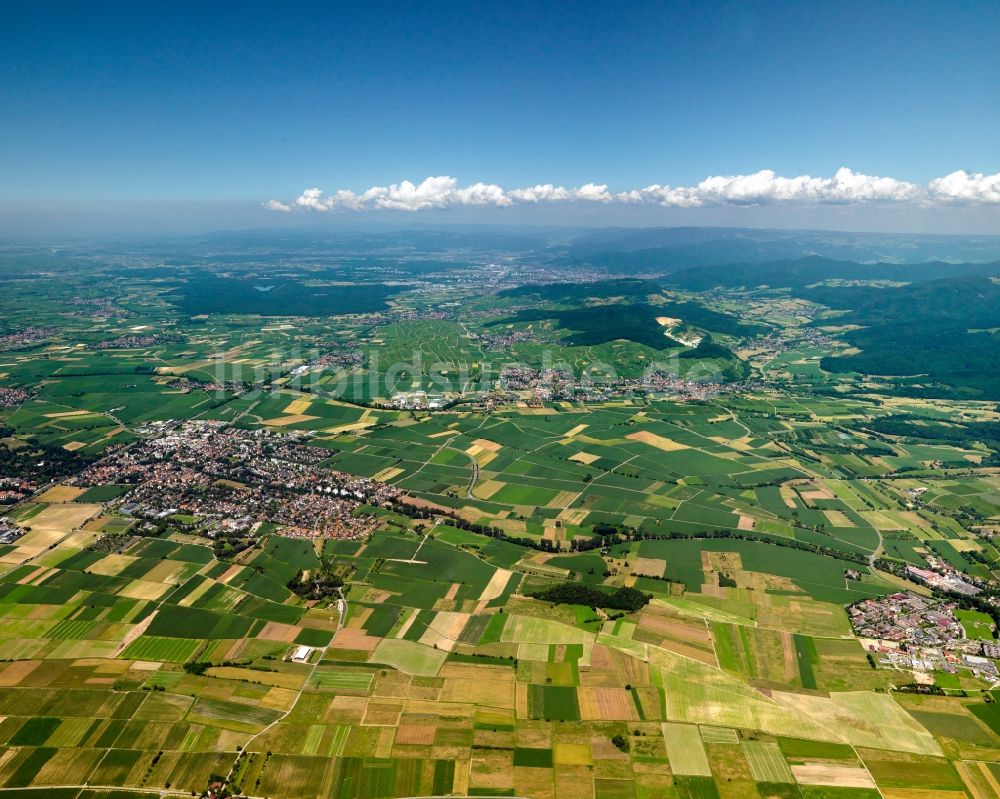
[264,168,1000,213]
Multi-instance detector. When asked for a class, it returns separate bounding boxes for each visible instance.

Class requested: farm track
[225,585,347,784]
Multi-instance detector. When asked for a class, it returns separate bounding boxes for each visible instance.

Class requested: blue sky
[2,0,999,232]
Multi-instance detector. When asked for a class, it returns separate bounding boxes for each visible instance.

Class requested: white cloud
[929,170,1000,203]
[616,168,921,207]
[266,168,1000,212]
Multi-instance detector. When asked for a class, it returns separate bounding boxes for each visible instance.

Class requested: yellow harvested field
[15,566,49,585]
[569,451,600,465]
[881,792,968,799]
[283,398,312,414]
[791,765,876,788]
[959,761,1000,799]
[261,414,318,426]
[631,557,666,578]
[418,611,470,652]
[394,609,418,640]
[464,445,498,467]
[260,686,300,711]
[58,530,101,550]
[178,579,215,607]
[87,553,138,577]
[625,431,688,451]
[779,486,798,508]
[553,742,592,766]
[331,627,381,652]
[217,564,242,584]
[439,663,515,708]
[711,435,753,450]
[395,724,437,745]
[259,621,300,642]
[557,508,589,525]
[564,424,588,438]
[118,580,171,601]
[473,480,504,500]
[478,570,513,602]
[7,504,102,559]
[43,409,94,418]
[548,490,578,508]
[325,420,376,434]
[578,687,636,721]
[473,438,503,452]
[823,510,853,527]
[590,735,629,761]
[0,660,41,687]
[142,559,189,585]
[373,466,404,482]
[35,485,85,503]
[207,666,305,690]
[29,503,102,534]
[428,430,459,438]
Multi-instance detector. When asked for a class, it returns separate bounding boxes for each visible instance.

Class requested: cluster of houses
[849,592,998,679]
[743,327,833,359]
[471,329,539,351]
[0,517,25,545]
[92,332,182,350]
[485,364,756,407]
[0,387,30,408]
[65,296,132,319]
[70,421,400,540]
[0,477,37,505]
[166,377,247,394]
[0,326,55,351]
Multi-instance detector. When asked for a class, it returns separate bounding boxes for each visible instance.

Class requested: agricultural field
[1,246,1000,798]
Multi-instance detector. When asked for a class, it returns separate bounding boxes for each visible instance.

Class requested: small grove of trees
[528,582,651,612]
[287,563,344,601]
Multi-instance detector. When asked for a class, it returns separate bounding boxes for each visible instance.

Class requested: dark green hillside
[489,300,759,350]
[489,303,675,349]
[806,275,1000,327]
[815,276,1000,398]
[664,255,1000,292]
[865,415,1000,462]
[169,277,401,316]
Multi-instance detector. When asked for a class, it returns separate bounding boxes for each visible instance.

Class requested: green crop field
[120,636,203,662]
[310,670,375,692]
[956,609,995,640]
[742,741,795,783]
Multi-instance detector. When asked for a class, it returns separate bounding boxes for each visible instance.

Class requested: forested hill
[662,255,1000,292]
[814,275,1000,399]
[807,274,1000,328]
[553,227,1000,271]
